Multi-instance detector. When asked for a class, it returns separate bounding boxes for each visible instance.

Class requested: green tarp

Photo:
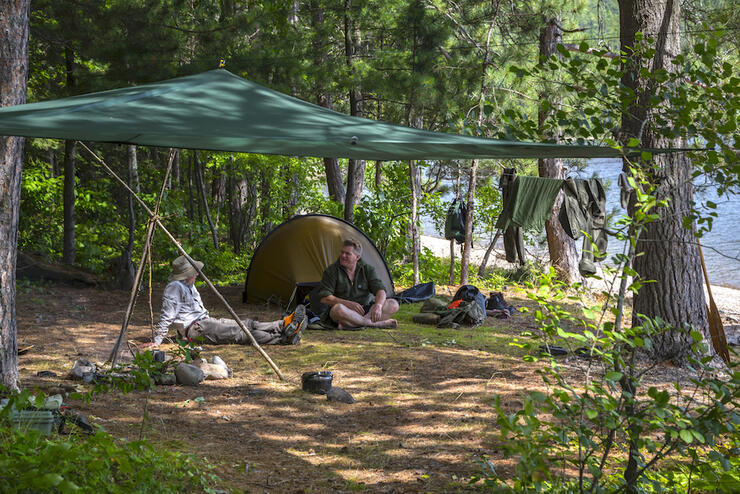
[0,69,630,160]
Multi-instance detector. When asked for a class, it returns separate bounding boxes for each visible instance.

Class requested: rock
[155,373,177,386]
[200,363,229,380]
[210,356,232,377]
[69,359,96,380]
[174,363,205,386]
[725,325,740,346]
[193,358,229,380]
[326,386,355,404]
[210,355,227,368]
[246,385,266,396]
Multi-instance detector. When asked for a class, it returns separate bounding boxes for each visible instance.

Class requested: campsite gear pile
[66,350,233,388]
[1,394,94,435]
[69,359,108,384]
[412,296,485,328]
[413,286,517,328]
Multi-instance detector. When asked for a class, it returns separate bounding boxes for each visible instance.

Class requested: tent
[244,214,393,305]
[0,69,633,160]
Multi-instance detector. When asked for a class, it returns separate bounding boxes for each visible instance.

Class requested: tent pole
[80,142,286,381]
[109,148,176,367]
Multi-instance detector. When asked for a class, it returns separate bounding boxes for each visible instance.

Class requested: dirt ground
[14,280,719,493]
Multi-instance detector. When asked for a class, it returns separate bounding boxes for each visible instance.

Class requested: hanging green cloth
[495,176,565,232]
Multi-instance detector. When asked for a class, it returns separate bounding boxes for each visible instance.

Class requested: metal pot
[301,371,333,394]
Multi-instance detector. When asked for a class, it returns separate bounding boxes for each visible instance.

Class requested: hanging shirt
[495,175,565,232]
[154,280,209,345]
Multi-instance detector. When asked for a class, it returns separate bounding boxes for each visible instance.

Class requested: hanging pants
[183,317,284,345]
[558,178,608,276]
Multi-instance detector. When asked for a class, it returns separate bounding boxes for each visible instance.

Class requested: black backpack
[444,199,467,244]
[452,284,487,313]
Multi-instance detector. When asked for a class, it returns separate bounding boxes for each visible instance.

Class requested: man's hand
[368,302,383,322]
[342,299,365,315]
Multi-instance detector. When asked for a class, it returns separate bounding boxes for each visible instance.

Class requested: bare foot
[374,319,398,329]
[337,322,364,330]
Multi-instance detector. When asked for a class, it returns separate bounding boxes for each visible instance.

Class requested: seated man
[317,238,399,329]
[142,255,307,348]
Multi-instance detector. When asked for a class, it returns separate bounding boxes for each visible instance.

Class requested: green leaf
[604,371,622,382]
[585,409,598,419]
[679,429,694,444]
[531,391,547,402]
[38,473,64,488]
[691,430,705,443]
[627,138,640,147]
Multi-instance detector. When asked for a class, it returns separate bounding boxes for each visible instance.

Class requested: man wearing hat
[143,255,307,348]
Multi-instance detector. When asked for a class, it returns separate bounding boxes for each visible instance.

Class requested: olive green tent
[0,69,632,160]
[244,215,393,305]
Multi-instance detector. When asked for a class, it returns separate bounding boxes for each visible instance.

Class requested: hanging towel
[495,176,565,232]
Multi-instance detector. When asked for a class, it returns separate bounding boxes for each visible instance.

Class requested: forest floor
[14,278,740,493]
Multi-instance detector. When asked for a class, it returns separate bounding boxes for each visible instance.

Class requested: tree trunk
[539,19,581,284]
[477,229,502,276]
[450,166,461,285]
[127,145,138,254]
[0,0,30,391]
[310,1,346,204]
[460,21,495,284]
[409,160,421,284]
[259,170,273,238]
[114,145,138,291]
[460,159,478,284]
[171,149,180,189]
[618,0,708,366]
[62,46,77,265]
[194,152,219,250]
[343,0,365,223]
[344,159,365,223]
[226,156,254,254]
[62,140,77,265]
[449,239,456,285]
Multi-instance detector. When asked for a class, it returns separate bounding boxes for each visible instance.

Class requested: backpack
[444,199,467,244]
[436,300,485,328]
[452,284,487,313]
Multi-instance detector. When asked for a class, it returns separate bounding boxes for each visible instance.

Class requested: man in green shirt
[317,238,399,329]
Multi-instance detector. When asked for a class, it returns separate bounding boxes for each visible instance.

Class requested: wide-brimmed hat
[168,255,204,281]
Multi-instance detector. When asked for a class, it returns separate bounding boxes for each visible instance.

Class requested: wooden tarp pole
[109,149,176,366]
[80,142,286,381]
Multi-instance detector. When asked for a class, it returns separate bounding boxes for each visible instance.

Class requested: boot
[487,292,516,315]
